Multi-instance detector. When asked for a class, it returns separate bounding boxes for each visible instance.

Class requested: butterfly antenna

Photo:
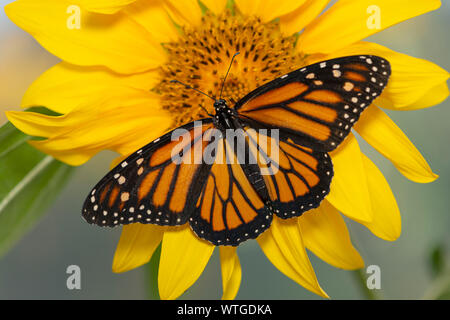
[170,80,216,101]
[170,80,214,116]
[219,52,240,100]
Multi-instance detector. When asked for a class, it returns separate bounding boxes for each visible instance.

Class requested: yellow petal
[314,41,450,111]
[354,106,438,183]
[257,217,328,298]
[7,87,172,166]
[161,0,202,26]
[5,0,166,74]
[235,0,306,23]
[201,0,227,15]
[327,133,373,222]
[124,0,180,43]
[376,55,449,109]
[280,0,330,35]
[400,82,450,111]
[299,200,364,270]
[219,246,242,300]
[158,225,215,300]
[21,62,160,114]
[357,154,402,241]
[6,110,67,139]
[74,0,137,14]
[112,224,164,273]
[297,0,441,54]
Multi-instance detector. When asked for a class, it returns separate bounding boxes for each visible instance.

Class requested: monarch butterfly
[82,54,391,246]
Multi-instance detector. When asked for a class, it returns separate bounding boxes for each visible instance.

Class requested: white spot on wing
[333,70,342,78]
[121,192,130,202]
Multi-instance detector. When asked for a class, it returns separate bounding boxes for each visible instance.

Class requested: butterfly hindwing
[235,55,391,152]
[243,127,333,219]
[190,132,273,246]
[82,119,214,227]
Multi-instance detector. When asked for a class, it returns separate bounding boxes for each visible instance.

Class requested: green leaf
[422,271,450,300]
[0,122,29,158]
[26,106,62,117]
[198,1,208,14]
[429,244,446,277]
[436,288,450,300]
[0,121,75,257]
[423,243,450,299]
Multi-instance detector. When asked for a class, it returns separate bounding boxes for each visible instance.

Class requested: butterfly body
[82,55,391,246]
[213,99,240,131]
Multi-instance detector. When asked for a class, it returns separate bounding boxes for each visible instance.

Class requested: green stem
[146,243,162,300]
[421,269,450,300]
[353,268,382,300]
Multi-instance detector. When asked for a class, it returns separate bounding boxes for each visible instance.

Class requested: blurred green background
[0,0,449,299]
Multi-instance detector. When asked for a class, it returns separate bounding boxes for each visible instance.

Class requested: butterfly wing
[190,131,273,246]
[235,55,391,152]
[82,119,214,227]
[244,127,332,219]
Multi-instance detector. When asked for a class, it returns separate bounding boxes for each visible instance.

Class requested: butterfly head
[214,99,228,110]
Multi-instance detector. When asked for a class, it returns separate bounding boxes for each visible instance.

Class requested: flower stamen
[157,11,306,127]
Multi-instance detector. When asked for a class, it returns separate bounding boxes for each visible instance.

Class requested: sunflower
[4,0,449,299]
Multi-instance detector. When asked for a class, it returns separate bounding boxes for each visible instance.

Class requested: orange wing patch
[99,182,111,203]
[152,163,176,207]
[212,200,225,231]
[345,63,370,71]
[243,107,332,141]
[138,169,160,202]
[288,101,338,123]
[344,71,367,82]
[304,90,342,104]
[108,186,120,207]
[240,82,308,111]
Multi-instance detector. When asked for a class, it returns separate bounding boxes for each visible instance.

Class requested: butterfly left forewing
[82,120,214,227]
[235,55,391,152]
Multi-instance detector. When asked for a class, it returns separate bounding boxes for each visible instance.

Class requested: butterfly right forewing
[235,55,391,153]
